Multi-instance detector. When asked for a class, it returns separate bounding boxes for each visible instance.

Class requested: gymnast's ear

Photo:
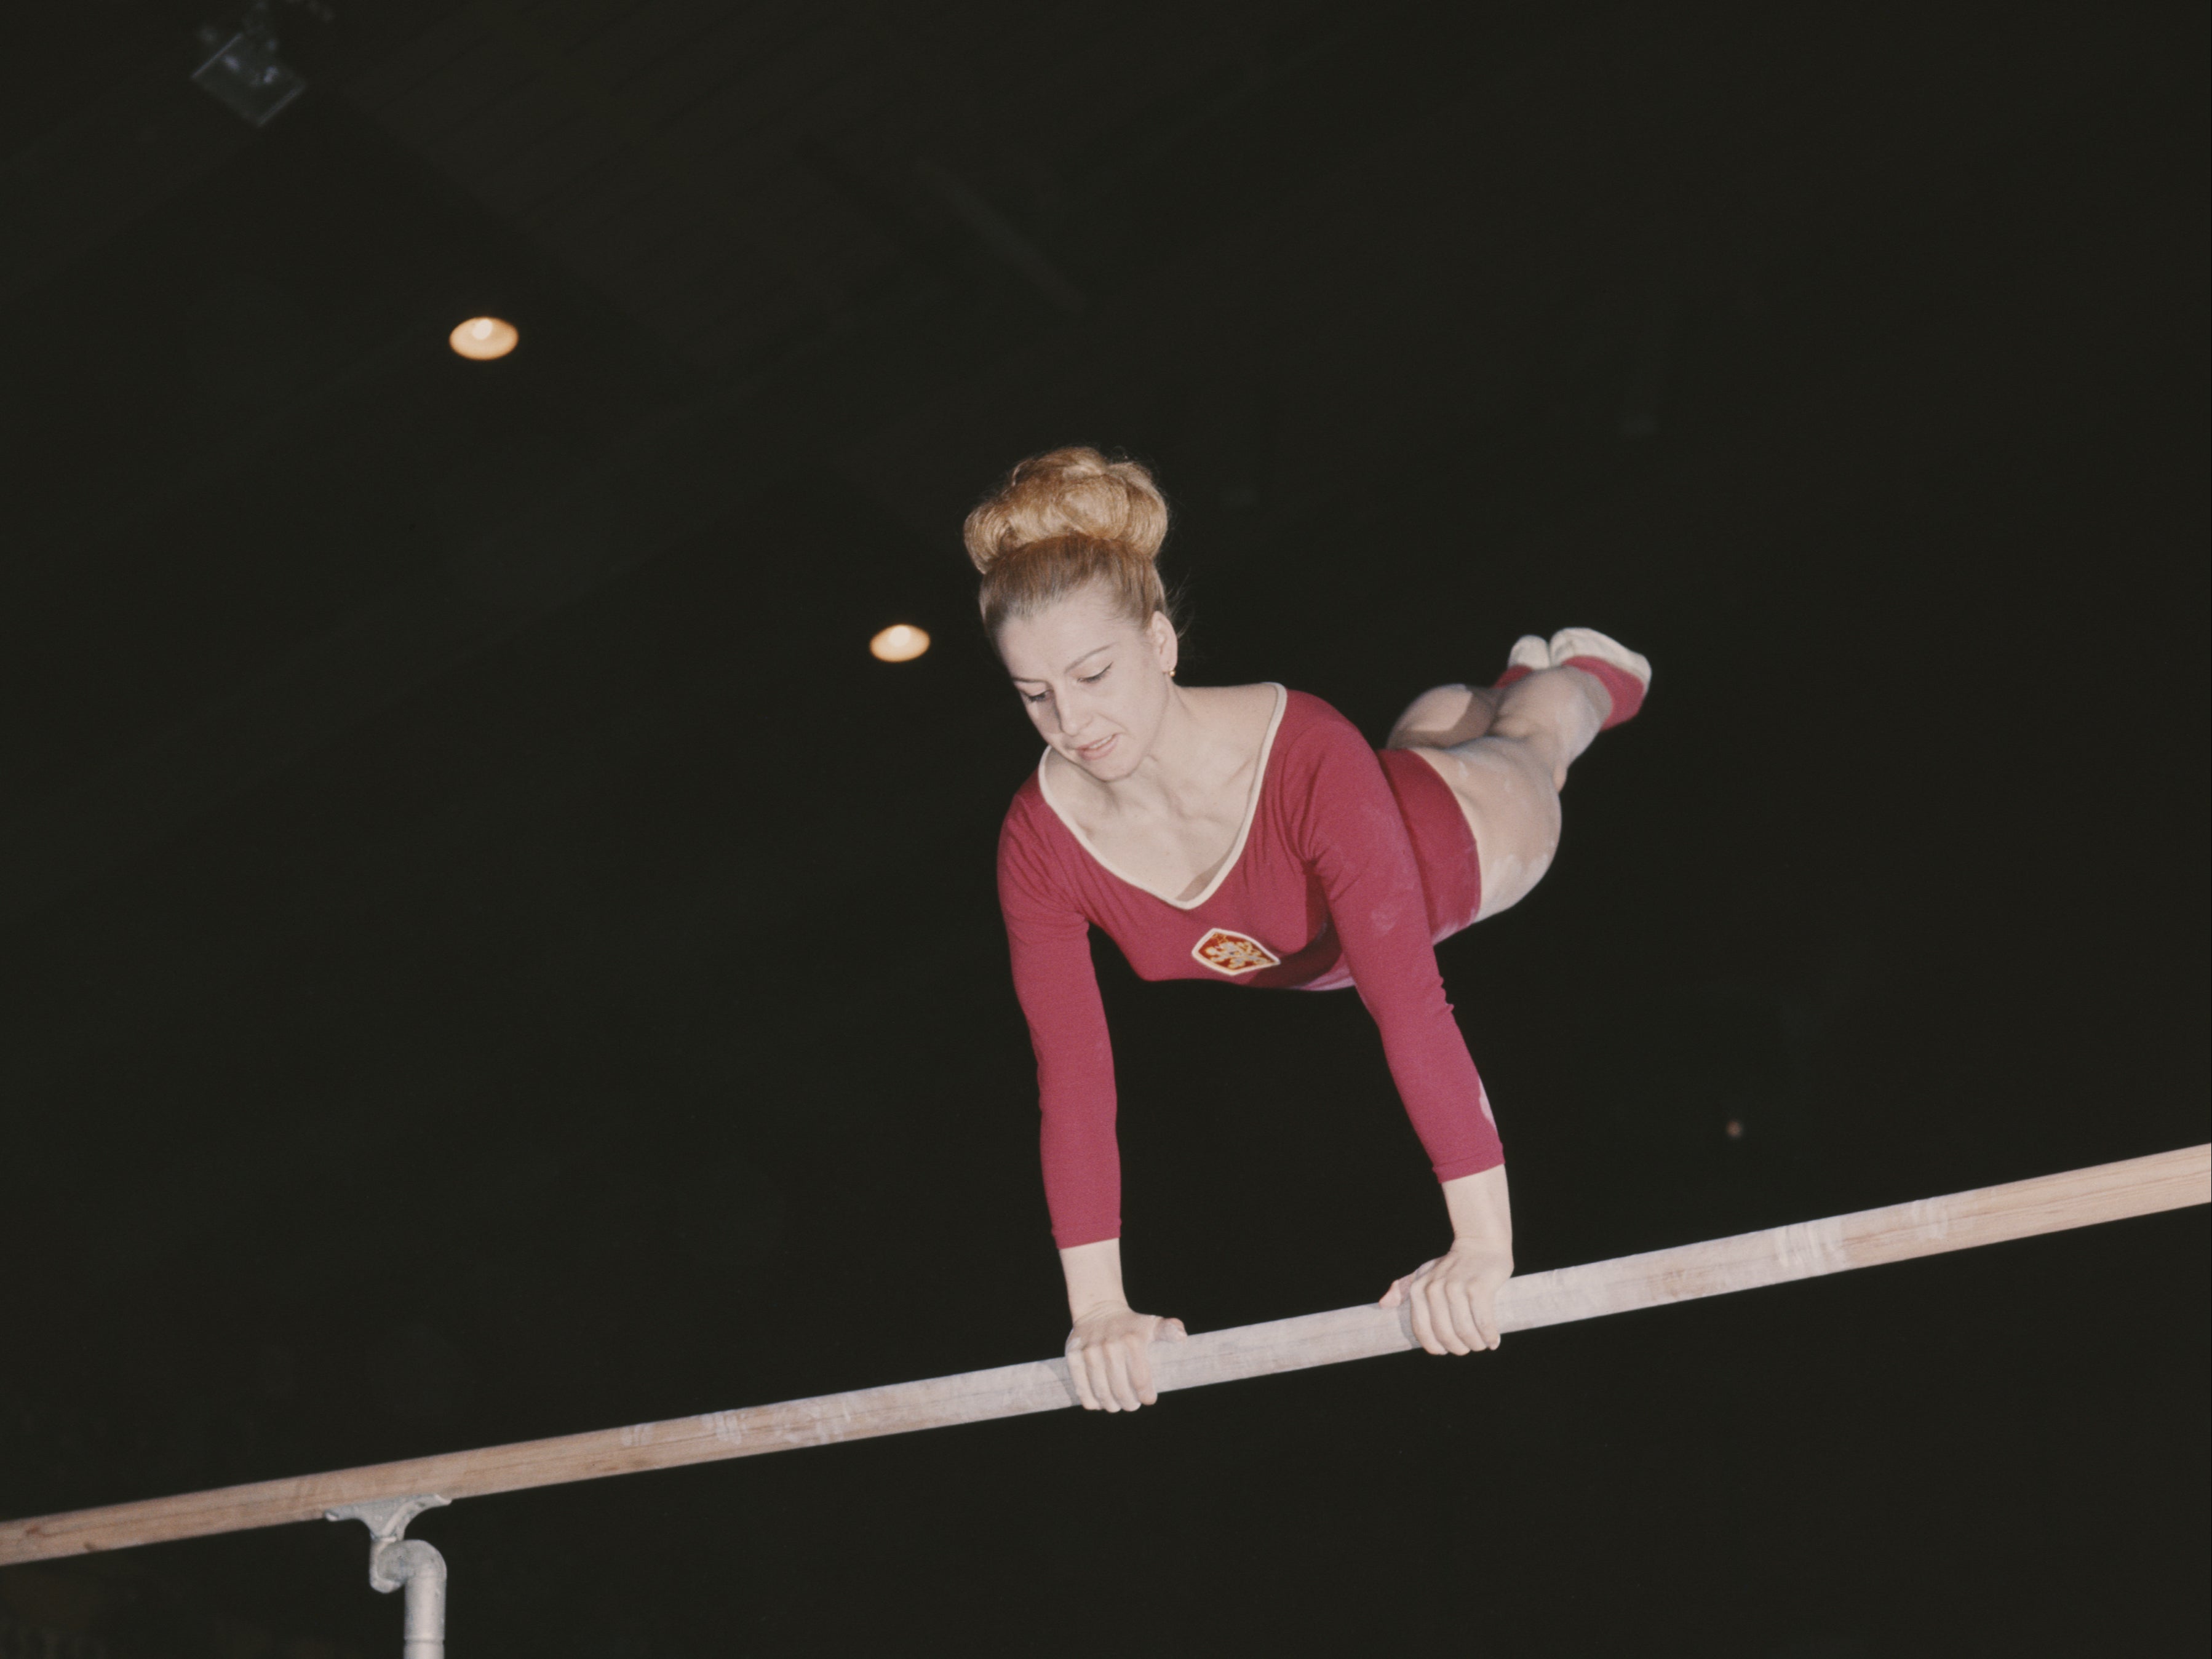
[1148,608,1180,677]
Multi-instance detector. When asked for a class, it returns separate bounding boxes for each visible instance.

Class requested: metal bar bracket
[327,1493,450,1658]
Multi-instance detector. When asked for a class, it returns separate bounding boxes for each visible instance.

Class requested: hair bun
[962,447,1168,573]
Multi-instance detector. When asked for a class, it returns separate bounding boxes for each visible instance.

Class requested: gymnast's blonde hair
[963,447,1175,640]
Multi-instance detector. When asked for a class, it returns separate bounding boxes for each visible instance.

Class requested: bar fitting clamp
[327,1493,450,1658]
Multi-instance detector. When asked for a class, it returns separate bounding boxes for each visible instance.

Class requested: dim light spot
[870,624,930,662]
[448,316,519,360]
[1725,1119,1744,1140]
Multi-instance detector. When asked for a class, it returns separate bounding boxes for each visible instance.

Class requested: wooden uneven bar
[3,1144,2203,1567]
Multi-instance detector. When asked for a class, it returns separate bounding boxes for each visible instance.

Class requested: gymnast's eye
[1021,688,1049,704]
[1080,665,1110,685]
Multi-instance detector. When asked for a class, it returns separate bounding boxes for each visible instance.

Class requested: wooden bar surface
[3,1143,2202,1567]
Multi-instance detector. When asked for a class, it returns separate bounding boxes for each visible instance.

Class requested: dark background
[2,3,2205,1655]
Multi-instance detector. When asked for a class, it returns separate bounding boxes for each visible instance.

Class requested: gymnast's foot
[1387,630,1651,752]
[1496,627,1651,730]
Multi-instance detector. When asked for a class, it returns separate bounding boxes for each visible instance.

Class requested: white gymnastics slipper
[1506,635,1552,675]
[1546,627,1652,688]
[1546,627,1652,728]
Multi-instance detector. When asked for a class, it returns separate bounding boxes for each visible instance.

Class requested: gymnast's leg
[1386,632,1645,920]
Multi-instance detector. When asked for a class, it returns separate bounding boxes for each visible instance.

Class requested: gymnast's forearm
[1442,1162,1513,1255]
[1058,1236,1129,1320]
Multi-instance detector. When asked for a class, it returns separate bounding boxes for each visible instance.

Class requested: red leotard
[996,685,1502,1247]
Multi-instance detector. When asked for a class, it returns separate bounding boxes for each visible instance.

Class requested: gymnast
[974,447,1650,1412]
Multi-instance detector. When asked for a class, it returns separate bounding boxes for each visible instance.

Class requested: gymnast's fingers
[1468,1277,1502,1351]
[1104,1341,1142,1412]
[1086,1343,1124,1413]
[1445,1276,1488,1353]
[1065,1339,1101,1412]
[1127,1333,1160,1407]
[1426,1273,1471,1355]
[1404,1269,1446,1356]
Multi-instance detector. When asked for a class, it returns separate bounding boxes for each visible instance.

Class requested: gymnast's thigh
[1401,742,1561,923]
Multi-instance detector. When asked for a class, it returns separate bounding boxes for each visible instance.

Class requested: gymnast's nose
[1055,696,1100,743]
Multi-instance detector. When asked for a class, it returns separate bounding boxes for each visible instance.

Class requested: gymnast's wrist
[1441,1163,1513,1247]
[1058,1236,1131,1324]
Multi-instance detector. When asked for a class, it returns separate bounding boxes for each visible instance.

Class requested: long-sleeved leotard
[995,685,1500,1247]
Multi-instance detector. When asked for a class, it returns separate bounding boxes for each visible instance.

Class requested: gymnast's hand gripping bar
[1,1144,2203,1580]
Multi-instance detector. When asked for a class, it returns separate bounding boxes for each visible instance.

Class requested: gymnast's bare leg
[1385,662,1612,920]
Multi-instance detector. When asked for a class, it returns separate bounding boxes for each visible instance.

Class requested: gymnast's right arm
[998,808,1186,1413]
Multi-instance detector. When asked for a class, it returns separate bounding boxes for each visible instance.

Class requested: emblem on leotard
[1192,928,1281,976]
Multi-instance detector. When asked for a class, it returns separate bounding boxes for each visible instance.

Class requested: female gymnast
[975,447,1650,1413]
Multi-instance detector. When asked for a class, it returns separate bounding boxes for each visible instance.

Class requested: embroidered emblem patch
[1192,928,1281,976]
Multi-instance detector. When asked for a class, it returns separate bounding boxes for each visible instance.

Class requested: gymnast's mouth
[1073,733,1118,761]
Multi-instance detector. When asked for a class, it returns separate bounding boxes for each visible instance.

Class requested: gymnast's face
[998,586,1180,783]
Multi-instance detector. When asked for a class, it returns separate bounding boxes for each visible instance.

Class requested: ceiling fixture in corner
[191,1,324,127]
[448,317,520,361]
[869,624,931,663]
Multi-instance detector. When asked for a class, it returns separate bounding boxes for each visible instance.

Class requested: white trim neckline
[1035,683,1289,912]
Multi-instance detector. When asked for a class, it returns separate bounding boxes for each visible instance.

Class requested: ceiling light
[448,317,519,360]
[870,624,930,662]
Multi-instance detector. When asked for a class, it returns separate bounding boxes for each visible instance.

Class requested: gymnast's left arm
[1293,720,1514,1355]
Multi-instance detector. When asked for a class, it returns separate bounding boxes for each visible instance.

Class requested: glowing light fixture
[870,624,931,662]
[448,317,519,360]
